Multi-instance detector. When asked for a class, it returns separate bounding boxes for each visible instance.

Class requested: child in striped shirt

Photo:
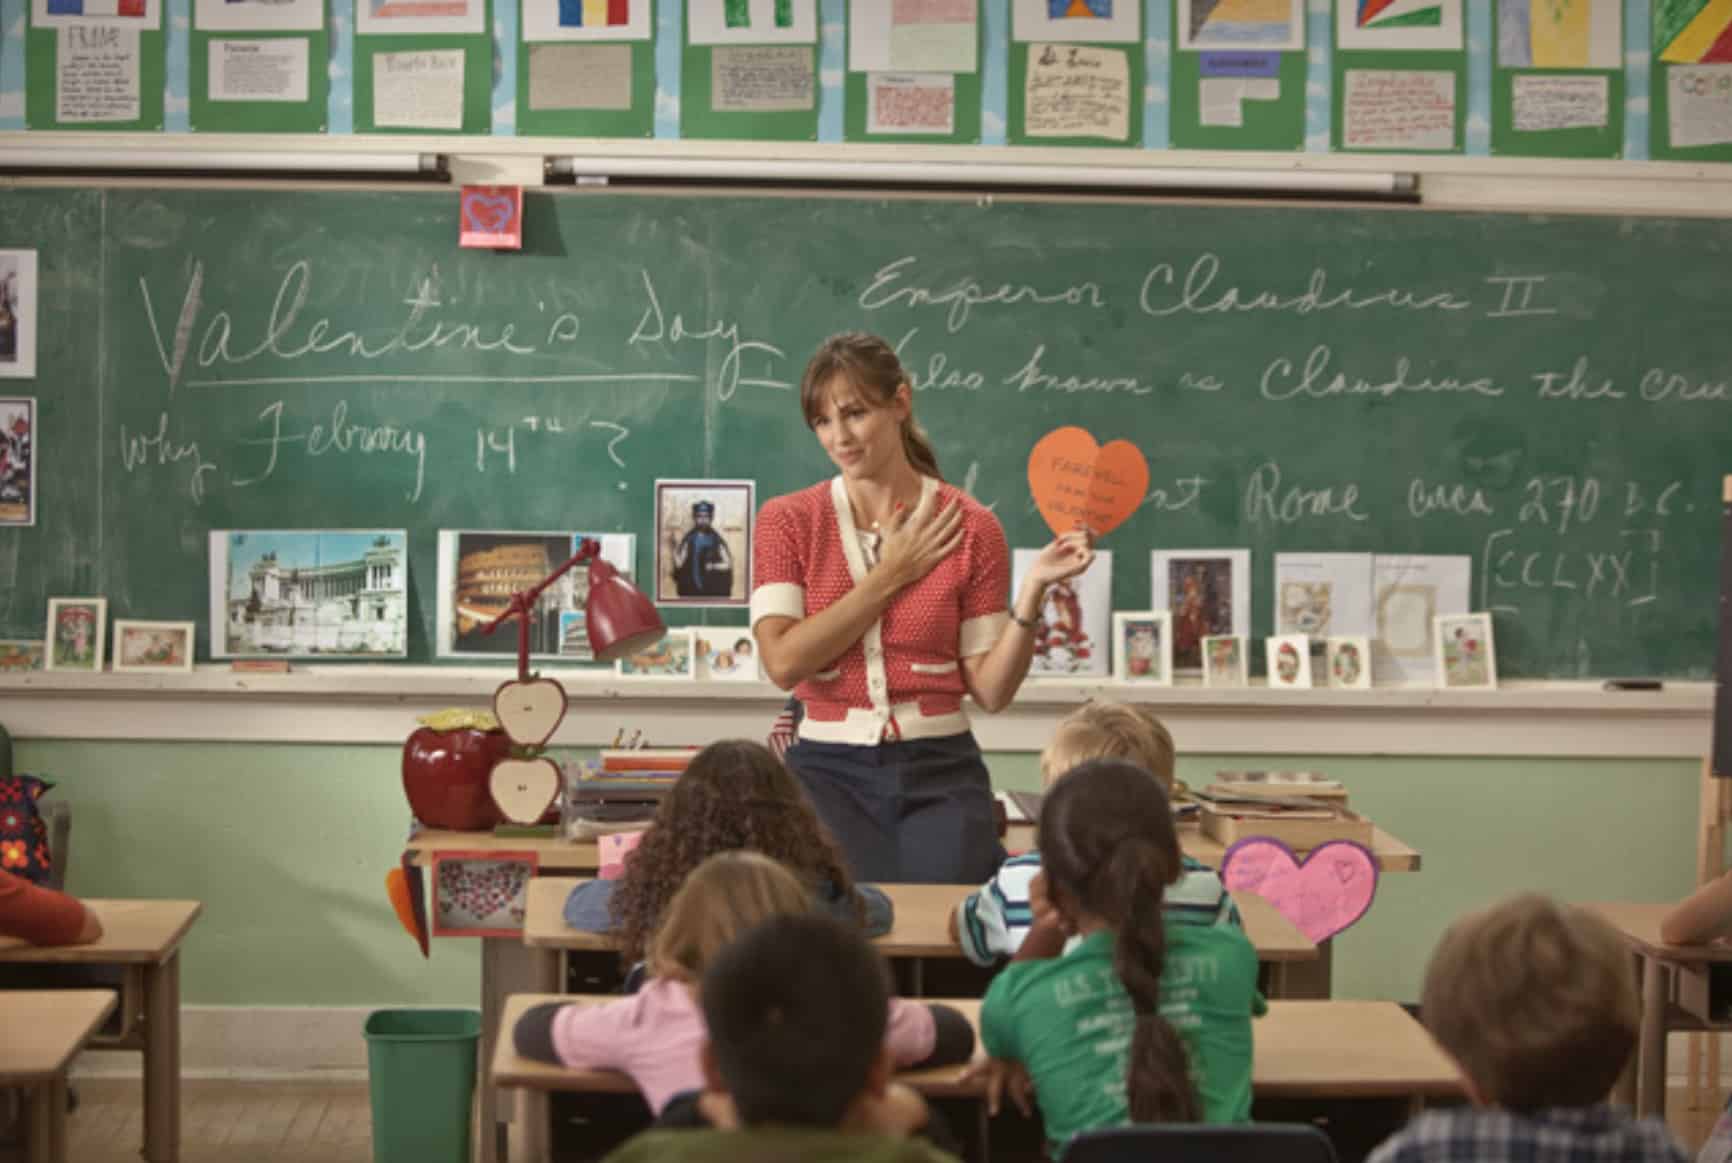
[950,701,1237,966]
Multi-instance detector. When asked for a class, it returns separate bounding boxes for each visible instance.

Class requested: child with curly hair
[564,739,890,965]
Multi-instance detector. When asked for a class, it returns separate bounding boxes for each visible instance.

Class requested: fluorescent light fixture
[0,147,443,177]
[551,155,1415,197]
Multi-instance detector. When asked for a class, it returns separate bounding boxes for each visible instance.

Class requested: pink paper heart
[1219,837,1378,943]
[463,192,516,235]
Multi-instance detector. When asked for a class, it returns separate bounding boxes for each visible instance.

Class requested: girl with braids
[974,759,1262,1153]
[752,331,1094,883]
[562,740,891,965]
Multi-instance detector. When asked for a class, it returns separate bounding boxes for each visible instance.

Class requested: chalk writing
[859,255,1107,334]
[234,400,428,502]
[1004,345,1153,396]
[629,270,789,402]
[1244,462,1369,525]
[1140,253,1473,319]
[1408,479,1495,518]
[1261,345,1504,401]
[120,411,218,503]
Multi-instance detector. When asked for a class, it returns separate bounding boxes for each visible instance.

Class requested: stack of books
[563,748,693,839]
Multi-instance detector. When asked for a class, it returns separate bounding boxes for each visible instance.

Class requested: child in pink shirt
[514,851,972,1115]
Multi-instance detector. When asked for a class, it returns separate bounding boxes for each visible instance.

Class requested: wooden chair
[1062,1123,1338,1163]
[1689,759,1732,1111]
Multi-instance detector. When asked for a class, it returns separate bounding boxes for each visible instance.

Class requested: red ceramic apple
[402,725,513,830]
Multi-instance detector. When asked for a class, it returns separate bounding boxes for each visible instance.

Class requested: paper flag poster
[33,0,160,29]
[356,0,485,38]
[1012,0,1139,42]
[1499,0,1620,68]
[689,0,815,43]
[524,0,650,41]
[849,0,977,73]
[195,0,322,31]
[1337,0,1461,49]
[1179,0,1303,51]
[1657,0,1732,63]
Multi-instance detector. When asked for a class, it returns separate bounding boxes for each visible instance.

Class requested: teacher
[751,332,1094,884]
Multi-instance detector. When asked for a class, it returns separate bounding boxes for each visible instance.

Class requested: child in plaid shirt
[1368,894,1685,1163]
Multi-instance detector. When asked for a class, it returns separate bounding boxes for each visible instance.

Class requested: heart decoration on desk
[1027,426,1150,539]
[493,676,567,748]
[489,757,562,826]
[435,857,534,930]
[1219,837,1378,943]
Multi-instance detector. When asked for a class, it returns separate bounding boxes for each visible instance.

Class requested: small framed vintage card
[1435,613,1497,690]
[45,598,106,673]
[1113,611,1172,685]
[0,253,37,380]
[1326,636,1372,690]
[0,397,34,526]
[1203,634,1247,688]
[1018,548,1112,677]
[1152,549,1251,674]
[0,640,43,672]
[431,851,538,937]
[696,627,760,681]
[1266,634,1313,689]
[113,620,195,673]
[654,480,753,608]
[616,627,697,679]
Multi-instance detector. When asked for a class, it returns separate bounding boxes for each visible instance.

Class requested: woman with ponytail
[751,332,1093,884]
[974,759,1262,1153]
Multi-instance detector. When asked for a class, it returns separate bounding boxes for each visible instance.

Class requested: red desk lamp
[480,538,665,823]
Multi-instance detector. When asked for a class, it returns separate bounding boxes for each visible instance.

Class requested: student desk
[1581,902,1730,1118]
[0,990,117,1163]
[519,878,1318,996]
[490,996,1462,1163]
[0,900,201,1163]
[408,818,1417,1159]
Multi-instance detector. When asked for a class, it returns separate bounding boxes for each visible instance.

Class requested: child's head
[700,912,892,1128]
[611,739,854,963]
[1421,893,1637,1111]
[1039,701,1176,791]
[1037,758,1195,1121]
[647,851,814,983]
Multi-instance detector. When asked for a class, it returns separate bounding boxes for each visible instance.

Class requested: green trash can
[364,1008,483,1163]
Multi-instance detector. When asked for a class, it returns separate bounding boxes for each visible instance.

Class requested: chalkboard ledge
[0,669,1710,760]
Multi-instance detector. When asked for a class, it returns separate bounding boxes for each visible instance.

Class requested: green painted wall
[16,741,1702,1007]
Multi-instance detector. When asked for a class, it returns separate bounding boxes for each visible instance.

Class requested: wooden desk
[521,878,1316,992]
[0,900,201,1163]
[491,995,1460,1162]
[416,815,1414,1157]
[411,819,1424,877]
[0,990,117,1163]
[1582,902,1729,1118]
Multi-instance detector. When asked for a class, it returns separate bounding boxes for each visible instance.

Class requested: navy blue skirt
[785,731,1004,885]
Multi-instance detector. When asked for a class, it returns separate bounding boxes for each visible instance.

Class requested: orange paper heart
[1027,427,1150,539]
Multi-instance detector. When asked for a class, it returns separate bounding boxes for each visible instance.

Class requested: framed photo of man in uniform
[654,479,754,608]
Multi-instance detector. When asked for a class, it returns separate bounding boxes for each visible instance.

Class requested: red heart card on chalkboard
[1027,427,1149,539]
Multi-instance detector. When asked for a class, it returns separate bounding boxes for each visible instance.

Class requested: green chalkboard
[1,186,1729,677]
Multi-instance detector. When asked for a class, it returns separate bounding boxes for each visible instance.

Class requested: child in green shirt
[973,758,1263,1154]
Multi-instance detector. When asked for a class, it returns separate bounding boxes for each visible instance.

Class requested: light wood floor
[0,1078,1723,1163]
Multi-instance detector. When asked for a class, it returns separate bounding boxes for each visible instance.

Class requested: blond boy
[949,701,1236,966]
[1368,894,1684,1163]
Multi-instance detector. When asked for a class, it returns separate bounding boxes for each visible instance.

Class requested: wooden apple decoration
[489,757,562,825]
[493,676,567,748]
